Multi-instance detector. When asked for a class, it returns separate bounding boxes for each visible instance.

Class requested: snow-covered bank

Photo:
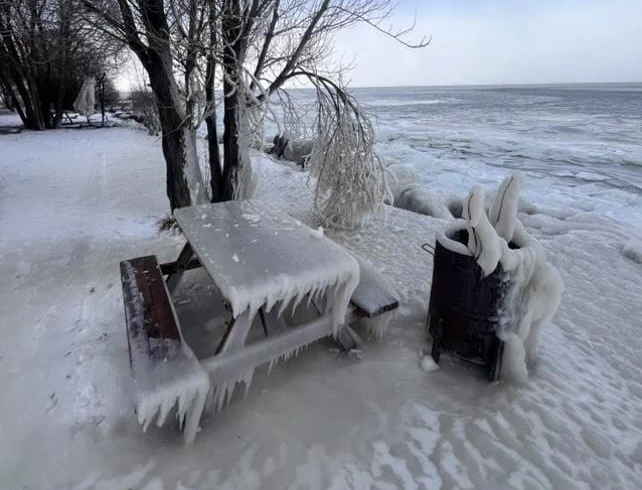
[1,126,641,489]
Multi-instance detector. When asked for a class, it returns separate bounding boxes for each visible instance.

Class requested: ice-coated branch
[289,69,389,229]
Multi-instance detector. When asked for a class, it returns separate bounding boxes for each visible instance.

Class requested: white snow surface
[1,124,642,489]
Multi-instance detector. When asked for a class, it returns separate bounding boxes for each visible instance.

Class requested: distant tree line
[0,0,121,130]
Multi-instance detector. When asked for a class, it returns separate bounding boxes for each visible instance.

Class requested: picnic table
[120,198,398,443]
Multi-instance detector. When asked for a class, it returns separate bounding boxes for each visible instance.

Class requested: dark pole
[98,73,106,127]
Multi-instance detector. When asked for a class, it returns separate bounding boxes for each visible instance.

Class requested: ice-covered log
[395,184,453,219]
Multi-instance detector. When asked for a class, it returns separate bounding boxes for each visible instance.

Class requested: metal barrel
[427,229,506,380]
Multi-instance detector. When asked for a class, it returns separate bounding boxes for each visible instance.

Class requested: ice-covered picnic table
[174,199,360,331]
[122,199,361,443]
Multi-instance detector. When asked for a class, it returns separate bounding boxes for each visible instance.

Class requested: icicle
[268,358,277,374]
[277,297,289,318]
[243,368,255,399]
[225,380,236,406]
[137,400,148,427]
[265,294,276,314]
[183,387,207,445]
[291,289,304,316]
[248,303,259,328]
[156,395,175,427]
[177,393,189,427]
[141,401,157,433]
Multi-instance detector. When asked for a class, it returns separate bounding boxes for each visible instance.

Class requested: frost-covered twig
[298,70,389,229]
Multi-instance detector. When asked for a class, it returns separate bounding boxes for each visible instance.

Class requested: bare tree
[82,0,211,209]
[217,0,428,224]
[82,0,427,214]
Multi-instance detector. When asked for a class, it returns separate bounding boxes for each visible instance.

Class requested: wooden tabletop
[174,199,359,319]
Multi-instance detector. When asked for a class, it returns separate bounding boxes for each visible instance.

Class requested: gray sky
[334,0,642,87]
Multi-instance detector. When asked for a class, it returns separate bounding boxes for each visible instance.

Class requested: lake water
[352,83,642,226]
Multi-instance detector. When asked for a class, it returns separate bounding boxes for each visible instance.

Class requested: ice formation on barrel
[489,172,522,242]
[461,174,564,381]
[463,186,502,277]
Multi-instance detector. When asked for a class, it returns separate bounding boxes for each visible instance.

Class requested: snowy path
[0,128,641,489]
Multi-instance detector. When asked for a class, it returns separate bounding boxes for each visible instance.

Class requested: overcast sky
[334,0,642,87]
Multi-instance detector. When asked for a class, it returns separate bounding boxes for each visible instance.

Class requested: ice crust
[443,177,564,381]
[489,173,522,242]
[494,208,564,381]
[420,355,440,373]
[4,131,642,488]
[622,240,642,264]
[175,199,360,337]
[463,186,502,277]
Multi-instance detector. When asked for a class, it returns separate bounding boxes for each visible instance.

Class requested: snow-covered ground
[1,122,641,489]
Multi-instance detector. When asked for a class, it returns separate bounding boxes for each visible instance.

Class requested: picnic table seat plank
[120,255,209,445]
[122,256,180,342]
[349,256,399,318]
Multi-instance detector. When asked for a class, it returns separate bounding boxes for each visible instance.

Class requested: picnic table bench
[120,199,399,443]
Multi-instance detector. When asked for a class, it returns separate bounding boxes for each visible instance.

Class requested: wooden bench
[0,126,23,134]
[121,256,180,349]
[120,256,209,444]
[350,257,399,318]
[336,257,400,351]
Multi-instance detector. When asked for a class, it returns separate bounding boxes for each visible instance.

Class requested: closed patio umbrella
[73,76,96,116]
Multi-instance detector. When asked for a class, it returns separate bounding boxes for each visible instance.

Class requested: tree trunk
[98,74,106,127]
[222,78,254,201]
[205,0,223,203]
[145,51,208,211]
[222,80,242,200]
[221,0,254,201]
[205,79,222,202]
[14,76,46,130]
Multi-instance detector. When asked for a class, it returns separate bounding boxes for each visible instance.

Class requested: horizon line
[347,80,642,89]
